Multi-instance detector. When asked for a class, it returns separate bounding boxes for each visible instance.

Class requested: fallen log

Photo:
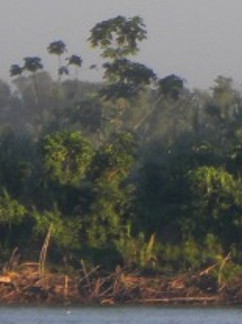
[140,296,220,304]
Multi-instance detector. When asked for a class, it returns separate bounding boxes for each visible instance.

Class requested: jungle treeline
[0,16,242,284]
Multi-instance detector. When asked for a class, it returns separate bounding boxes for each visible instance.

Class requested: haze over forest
[1,0,242,89]
[0,8,241,280]
[0,1,242,295]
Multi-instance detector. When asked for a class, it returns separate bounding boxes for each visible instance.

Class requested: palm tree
[67,55,82,80]
[10,64,23,77]
[23,57,43,105]
[10,57,43,105]
[23,57,43,73]
[47,40,67,81]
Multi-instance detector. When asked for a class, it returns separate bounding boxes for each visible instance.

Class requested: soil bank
[0,263,241,305]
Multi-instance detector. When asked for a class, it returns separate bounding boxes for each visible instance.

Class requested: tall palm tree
[23,57,43,105]
[47,40,67,81]
[10,64,23,77]
[67,55,82,80]
[10,57,43,105]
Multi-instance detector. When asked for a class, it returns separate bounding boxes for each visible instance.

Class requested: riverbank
[0,263,241,305]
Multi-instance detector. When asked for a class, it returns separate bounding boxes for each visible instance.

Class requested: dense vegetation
[0,16,242,284]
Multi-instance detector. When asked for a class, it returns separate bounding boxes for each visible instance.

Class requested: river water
[0,305,241,324]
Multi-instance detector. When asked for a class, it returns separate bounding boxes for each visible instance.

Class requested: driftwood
[141,296,220,304]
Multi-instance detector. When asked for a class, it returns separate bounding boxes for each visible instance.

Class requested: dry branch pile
[0,263,241,305]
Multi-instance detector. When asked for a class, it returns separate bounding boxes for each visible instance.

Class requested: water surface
[0,305,241,324]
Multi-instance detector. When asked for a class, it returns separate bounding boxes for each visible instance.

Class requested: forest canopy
[0,15,241,281]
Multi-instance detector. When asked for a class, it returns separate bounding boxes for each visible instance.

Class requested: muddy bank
[0,263,241,305]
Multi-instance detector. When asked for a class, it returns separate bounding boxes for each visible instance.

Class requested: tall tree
[67,55,82,80]
[10,57,43,106]
[47,40,67,80]
[10,64,23,77]
[89,15,155,101]
[42,130,94,186]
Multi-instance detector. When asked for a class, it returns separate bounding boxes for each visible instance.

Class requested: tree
[42,130,94,186]
[10,64,23,77]
[186,166,242,247]
[198,76,242,153]
[133,74,186,135]
[158,74,184,100]
[0,189,28,253]
[89,15,155,100]
[100,59,155,100]
[47,40,67,79]
[10,57,43,106]
[89,15,147,58]
[87,132,136,247]
[33,206,81,250]
[47,40,66,56]
[66,54,83,100]
[24,57,44,105]
[23,57,43,73]
[67,55,82,79]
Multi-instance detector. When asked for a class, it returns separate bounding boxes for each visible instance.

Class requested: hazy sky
[1,0,242,89]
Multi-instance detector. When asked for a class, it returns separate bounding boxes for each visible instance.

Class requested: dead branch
[39,225,52,277]
[218,252,231,287]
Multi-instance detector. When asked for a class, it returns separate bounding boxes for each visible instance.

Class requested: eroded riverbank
[0,263,242,305]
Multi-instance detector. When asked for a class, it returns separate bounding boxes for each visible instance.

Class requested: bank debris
[0,262,241,305]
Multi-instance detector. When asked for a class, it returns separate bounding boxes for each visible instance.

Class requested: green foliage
[67,55,82,67]
[88,15,147,59]
[89,15,155,100]
[86,133,136,247]
[47,40,67,56]
[2,15,242,276]
[33,206,81,249]
[58,66,69,76]
[116,230,159,269]
[101,59,155,100]
[10,57,43,76]
[190,166,239,201]
[159,234,224,272]
[43,131,94,185]
[9,64,22,77]
[47,40,69,80]
[0,189,27,226]
[0,189,29,252]
[159,74,184,100]
[90,132,136,180]
[0,129,36,197]
[187,166,242,246]
[23,57,43,73]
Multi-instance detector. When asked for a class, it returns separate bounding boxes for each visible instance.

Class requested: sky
[1,0,242,89]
